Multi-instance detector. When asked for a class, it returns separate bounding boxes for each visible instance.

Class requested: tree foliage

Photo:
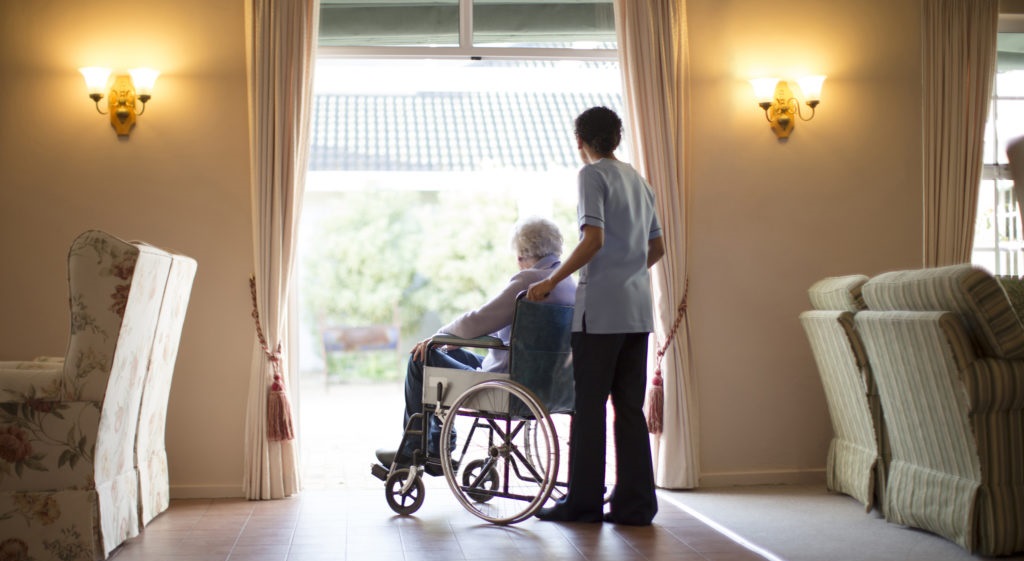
[301,189,526,340]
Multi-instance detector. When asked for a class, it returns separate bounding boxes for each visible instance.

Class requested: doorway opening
[295,58,623,489]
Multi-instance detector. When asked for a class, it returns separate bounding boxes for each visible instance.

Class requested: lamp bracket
[107,74,138,136]
[767,81,796,139]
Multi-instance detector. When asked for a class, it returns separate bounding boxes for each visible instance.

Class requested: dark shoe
[423,458,445,477]
[602,512,653,526]
[375,448,397,465]
[535,501,603,523]
[422,455,460,477]
[376,448,410,467]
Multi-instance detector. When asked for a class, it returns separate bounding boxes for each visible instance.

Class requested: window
[299,3,622,380]
[472,0,615,49]
[320,0,461,47]
[319,0,616,53]
[972,28,1024,274]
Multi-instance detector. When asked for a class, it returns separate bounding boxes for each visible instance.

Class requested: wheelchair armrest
[429,334,507,351]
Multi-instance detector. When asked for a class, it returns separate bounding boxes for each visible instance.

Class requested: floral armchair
[135,248,195,527]
[0,230,177,560]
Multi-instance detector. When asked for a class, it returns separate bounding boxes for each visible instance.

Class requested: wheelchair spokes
[384,468,425,516]
[372,380,563,523]
[440,380,558,524]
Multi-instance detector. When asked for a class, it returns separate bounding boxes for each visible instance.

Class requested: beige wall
[687,0,923,485]
[0,1,254,497]
[0,0,925,495]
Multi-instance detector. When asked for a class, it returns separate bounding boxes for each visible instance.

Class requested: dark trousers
[565,331,658,522]
[402,347,482,457]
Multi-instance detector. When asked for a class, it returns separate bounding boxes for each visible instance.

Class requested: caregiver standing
[526,106,665,525]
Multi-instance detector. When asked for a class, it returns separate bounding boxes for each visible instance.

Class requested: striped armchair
[799,275,888,512]
[855,264,1024,556]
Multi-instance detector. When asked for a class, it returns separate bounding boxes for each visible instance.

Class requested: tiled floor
[111,378,767,561]
[110,488,767,561]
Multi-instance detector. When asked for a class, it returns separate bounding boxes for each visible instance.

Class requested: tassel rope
[648,278,688,435]
[250,275,295,441]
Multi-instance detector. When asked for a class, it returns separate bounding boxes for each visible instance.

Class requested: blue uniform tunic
[573,158,662,334]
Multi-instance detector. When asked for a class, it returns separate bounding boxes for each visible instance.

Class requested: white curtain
[922,0,998,266]
[614,0,699,489]
[242,0,319,500]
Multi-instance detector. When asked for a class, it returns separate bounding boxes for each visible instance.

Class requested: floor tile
[110,488,771,561]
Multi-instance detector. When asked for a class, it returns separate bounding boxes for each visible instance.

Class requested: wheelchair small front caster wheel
[385,468,425,515]
[462,459,499,503]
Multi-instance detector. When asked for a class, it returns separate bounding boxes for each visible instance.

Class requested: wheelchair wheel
[440,380,558,524]
[385,468,425,516]
[461,459,500,502]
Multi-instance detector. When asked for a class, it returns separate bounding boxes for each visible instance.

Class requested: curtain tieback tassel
[648,278,688,435]
[267,370,295,441]
[250,275,295,441]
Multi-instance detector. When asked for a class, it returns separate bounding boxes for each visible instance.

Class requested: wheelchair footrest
[370,463,389,482]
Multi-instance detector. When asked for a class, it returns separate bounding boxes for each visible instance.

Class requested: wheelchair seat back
[508,296,574,416]
[423,295,574,418]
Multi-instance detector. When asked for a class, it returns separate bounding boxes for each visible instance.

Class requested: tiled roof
[309,91,623,172]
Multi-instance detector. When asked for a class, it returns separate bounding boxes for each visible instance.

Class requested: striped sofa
[800,275,888,512]
[855,264,1024,556]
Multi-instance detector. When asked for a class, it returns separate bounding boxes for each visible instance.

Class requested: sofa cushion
[863,264,1024,360]
[808,275,869,312]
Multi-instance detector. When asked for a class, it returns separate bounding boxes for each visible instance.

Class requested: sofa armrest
[963,358,1024,412]
[0,359,62,369]
[0,365,63,401]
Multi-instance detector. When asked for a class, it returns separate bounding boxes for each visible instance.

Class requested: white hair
[510,216,563,259]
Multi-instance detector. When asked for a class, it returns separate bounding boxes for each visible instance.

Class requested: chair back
[136,250,197,527]
[800,274,886,511]
[508,294,574,415]
[863,264,1024,359]
[67,230,171,552]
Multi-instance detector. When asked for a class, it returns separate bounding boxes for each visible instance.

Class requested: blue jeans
[402,347,482,458]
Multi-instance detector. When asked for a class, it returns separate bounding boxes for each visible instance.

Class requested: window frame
[318,0,619,62]
[972,11,1024,275]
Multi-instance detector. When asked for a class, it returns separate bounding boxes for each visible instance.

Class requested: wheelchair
[370,293,575,524]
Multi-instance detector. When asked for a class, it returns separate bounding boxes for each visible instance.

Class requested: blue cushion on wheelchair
[508,298,575,416]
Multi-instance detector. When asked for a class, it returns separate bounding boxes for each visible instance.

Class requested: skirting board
[697,467,825,488]
[171,484,245,499]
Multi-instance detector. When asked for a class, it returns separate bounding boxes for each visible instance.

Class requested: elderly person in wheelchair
[374,216,576,474]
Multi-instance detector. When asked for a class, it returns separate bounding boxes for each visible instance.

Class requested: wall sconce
[749,75,826,139]
[80,67,159,137]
